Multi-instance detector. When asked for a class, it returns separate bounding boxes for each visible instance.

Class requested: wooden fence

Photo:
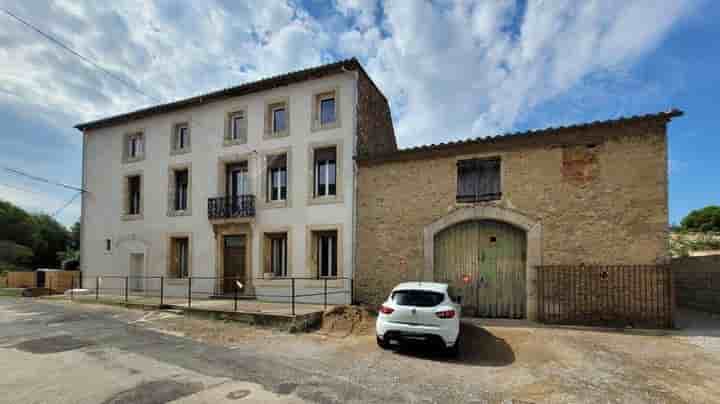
[537,265,674,328]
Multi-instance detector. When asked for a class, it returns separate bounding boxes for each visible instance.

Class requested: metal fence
[537,265,674,328]
[61,274,353,316]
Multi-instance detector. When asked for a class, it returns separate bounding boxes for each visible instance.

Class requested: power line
[1,8,162,103]
[3,167,86,193]
[52,192,81,218]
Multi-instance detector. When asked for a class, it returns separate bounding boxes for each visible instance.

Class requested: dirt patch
[13,335,93,354]
[319,305,375,337]
[146,315,276,346]
[101,380,204,404]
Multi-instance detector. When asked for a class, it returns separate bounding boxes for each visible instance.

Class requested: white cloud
[0,0,697,149]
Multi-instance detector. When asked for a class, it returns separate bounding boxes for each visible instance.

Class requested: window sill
[123,156,145,164]
[311,121,340,132]
[121,214,144,221]
[308,195,342,206]
[263,200,288,210]
[223,138,247,147]
[455,193,502,204]
[263,130,290,140]
[170,148,191,156]
[168,209,192,217]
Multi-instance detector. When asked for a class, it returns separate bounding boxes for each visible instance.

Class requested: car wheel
[377,336,390,350]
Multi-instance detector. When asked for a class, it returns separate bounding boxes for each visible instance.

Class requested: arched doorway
[423,205,542,320]
[434,220,527,318]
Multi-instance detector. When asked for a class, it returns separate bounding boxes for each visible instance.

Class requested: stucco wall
[81,73,358,304]
[356,120,669,305]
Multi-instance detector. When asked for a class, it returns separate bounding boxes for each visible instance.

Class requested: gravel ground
[4,298,720,403]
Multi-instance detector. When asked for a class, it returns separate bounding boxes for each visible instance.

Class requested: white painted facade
[80,72,358,304]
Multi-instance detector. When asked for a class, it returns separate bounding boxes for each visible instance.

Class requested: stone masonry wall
[356,120,669,305]
[356,72,397,157]
[673,255,720,313]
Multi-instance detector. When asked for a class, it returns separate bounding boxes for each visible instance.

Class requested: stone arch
[423,205,542,320]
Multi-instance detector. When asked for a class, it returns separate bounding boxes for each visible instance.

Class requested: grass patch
[0,288,24,297]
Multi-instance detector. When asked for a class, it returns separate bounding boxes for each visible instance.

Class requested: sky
[0,0,717,228]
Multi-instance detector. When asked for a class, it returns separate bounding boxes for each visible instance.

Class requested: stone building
[355,110,682,320]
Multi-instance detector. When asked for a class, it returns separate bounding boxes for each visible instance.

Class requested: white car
[376,282,462,354]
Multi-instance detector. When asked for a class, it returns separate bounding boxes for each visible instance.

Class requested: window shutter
[315,147,336,162]
[267,154,287,169]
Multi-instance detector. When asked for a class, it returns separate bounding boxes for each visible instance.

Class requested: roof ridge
[76,58,362,131]
[397,109,683,154]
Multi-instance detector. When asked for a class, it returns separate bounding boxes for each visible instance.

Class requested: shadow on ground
[392,322,515,366]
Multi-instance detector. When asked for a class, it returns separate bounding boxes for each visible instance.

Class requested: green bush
[681,206,720,233]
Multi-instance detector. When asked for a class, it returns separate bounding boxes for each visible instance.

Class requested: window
[392,290,445,307]
[125,132,144,161]
[456,158,501,203]
[313,90,339,131]
[229,111,246,142]
[272,106,286,133]
[267,154,287,202]
[105,239,112,252]
[170,237,189,278]
[127,175,141,215]
[316,230,338,277]
[314,147,336,197]
[320,97,336,125]
[265,100,289,137]
[172,124,190,153]
[267,233,288,277]
[174,169,189,211]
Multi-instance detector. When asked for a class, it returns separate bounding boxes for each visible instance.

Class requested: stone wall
[356,119,670,306]
[356,72,397,157]
[673,255,720,313]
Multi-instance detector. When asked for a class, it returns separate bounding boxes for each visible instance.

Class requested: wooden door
[223,235,246,294]
[434,220,527,318]
[129,253,144,291]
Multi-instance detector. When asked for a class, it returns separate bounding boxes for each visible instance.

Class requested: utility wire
[52,192,81,218]
[3,167,86,193]
[1,8,162,103]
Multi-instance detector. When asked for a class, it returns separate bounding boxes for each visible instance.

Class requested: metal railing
[207,195,255,219]
[63,274,353,316]
[537,264,674,328]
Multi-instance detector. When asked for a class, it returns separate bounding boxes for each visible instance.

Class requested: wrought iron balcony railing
[208,195,255,219]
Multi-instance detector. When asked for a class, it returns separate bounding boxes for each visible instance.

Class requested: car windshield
[392,290,445,307]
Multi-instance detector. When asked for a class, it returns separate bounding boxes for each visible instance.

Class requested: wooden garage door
[434,220,527,318]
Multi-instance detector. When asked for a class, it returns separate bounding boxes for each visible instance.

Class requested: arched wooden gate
[434,220,527,318]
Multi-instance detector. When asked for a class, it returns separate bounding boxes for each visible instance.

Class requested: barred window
[456,158,501,203]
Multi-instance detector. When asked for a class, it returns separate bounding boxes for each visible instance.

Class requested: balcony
[208,195,255,220]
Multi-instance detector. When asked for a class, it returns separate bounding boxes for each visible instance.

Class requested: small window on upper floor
[225,110,247,145]
[272,106,287,133]
[124,132,145,162]
[171,123,190,154]
[456,158,501,203]
[313,90,339,131]
[105,239,112,253]
[265,100,289,137]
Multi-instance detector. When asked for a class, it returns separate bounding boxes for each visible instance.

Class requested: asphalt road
[4,297,720,404]
[0,297,383,404]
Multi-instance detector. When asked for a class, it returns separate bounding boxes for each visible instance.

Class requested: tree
[30,214,70,268]
[681,206,720,233]
[0,199,71,269]
[0,200,35,246]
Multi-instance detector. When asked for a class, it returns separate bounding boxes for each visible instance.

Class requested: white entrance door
[130,253,144,291]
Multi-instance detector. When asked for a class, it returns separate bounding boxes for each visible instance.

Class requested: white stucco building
[76,59,396,304]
